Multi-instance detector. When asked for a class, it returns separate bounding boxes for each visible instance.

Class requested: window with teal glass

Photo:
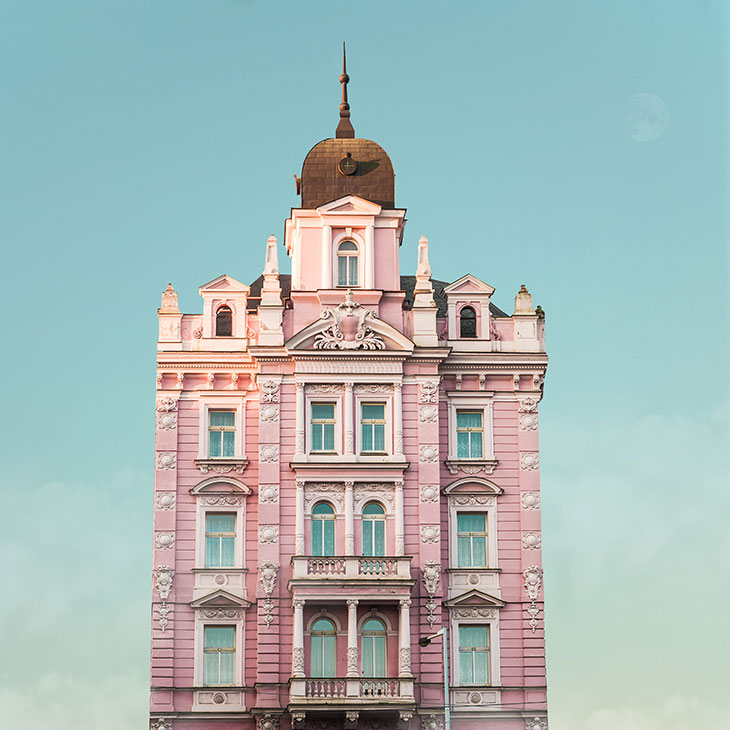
[458,625,490,685]
[311,403,336,452]
[311,502,335,556]
[337,240,359,287]
[361,403,386,453]
[457,512,488,567]
[310,618,336,677]
[361,618,387,677]
[209,410,235,458]
[456,411,483,458]
[203,626,235,685]
[205,512,236,568]
[361,502,386,557]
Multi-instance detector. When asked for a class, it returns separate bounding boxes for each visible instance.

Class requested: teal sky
[1,1,727,727]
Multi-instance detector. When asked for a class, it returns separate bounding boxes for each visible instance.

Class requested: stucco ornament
[259,485,279,503]
[156,397,178,412]
[524,566,543,633]
[418,380,439,403]
[421,715,444,730]
[257,714,280,730]
[260,380,280,403]
[398,711,414,730]
[525,718,547,730]
[259,444,279,463]
[290,712,306,730]
[399,647,412,675]
[521,492,540,510]
[259,561,278,628]
[155,532,174,550]
[151,720,172,730]
[454,607,496,619]
[419,404,438,422]
[520,452,539,470]
[522,532,541,550]
[422,561,441,627]
[154,565,174,632]
[344,711,359,730]
[346,646,359,674]
[518,396,539,413]
[419,445,439,463]
[259,526,279,544]
[260,404,279,422]
[203,495,244,506]
[292,646,305,676]
[156,492,175,510]
[420,484,440,502]
[520,413,538,431]
[420,525,440,543]
[157,452,176,470]
[314,289,385,350]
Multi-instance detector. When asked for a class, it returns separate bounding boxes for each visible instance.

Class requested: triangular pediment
[191,589,251,609]
[317,195,383,216]
[199,274,249,294]
[443,477,503,496]
[443,274,495,296]
[444,589,505,608]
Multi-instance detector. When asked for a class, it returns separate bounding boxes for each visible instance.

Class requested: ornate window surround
[195,396,248,473]
[331,229,365,289]
[354,393,393,456]
[445,391,498,475]
[305,393,343,455]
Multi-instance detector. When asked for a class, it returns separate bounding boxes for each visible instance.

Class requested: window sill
[195,458,249,475]
[445,459,498,476]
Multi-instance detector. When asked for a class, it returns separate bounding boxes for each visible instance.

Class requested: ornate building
[150,57,549,730]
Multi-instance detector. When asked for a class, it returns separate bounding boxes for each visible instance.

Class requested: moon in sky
[623,92,669,142]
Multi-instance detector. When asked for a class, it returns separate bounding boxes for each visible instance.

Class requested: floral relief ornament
[155,532,174,550]
[523,566,543,633]
[314,289,385,350]
[259,526,279,544]
[260,403,279,422]
[521,492,540,510]
[257,714,279,730]
[259,561,279,628]
[519,413,538,431]
[259,485,279,503]
[419,404,438,422]
[420,525,440,543]
[520,452,539,470]
[151,720,172,730]
[525,718,547,730]
[419,445,439,462]
[421,715,444,730]
[156,492,175,510]
[156,452,176,470]
[260,380,280,403]
[259,444,279,463]
[420,484,440,502]
[418,380,439,403]
[522,532,541,550]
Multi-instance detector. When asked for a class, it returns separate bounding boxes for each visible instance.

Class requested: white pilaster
[395,479,405,557]
[346,599,359,678]
[321,225,332,287]
[398,598,412,677]
[295,480,305,556]
[365,224,374,289]
[295,382,305,455]
[394,381,403,457]
[292,598,305,677]
[345,481,355,555]
[344,382,354,455]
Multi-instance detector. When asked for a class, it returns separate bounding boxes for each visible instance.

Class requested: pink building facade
[150,71,549,730]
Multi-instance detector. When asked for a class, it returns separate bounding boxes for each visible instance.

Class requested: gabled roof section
[443,274,495,296]
[444,589,506,609]
[199,274,250,294]
[190,589,251,609]
[316,195,383,216]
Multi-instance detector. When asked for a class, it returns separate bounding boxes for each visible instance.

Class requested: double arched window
[361,618,387,677]
[310,618,336,677]
[361,502,386,557]
[216,305,233,337]
[459,306,477,338]
[337,240,359,287]
[311,502,335,556]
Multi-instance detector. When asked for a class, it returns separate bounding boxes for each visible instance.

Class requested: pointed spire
[336,42,355,139]
[264,234,279,276]
[416,236,432,279]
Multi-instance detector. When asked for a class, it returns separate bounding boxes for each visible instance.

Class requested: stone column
[399,599,412,677]
[344,382,354,455]
[394,381,403,457]
[292,598,305,677]
[345,480,355,556]
[295,382,305,456]
[321,225,332,287]
[295,480,305,556]
[346,599,359,677]
[395,479,405,557]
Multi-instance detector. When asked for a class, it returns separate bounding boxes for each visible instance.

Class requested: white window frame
[452,620,499,687]
[194,616,244,687]
[447,394,494,461]
[331,231,365,289]
[305,397,342,455]
[448,502,498,570]
[198,398,246,460]
[455,409,485,459]
[355,396,392,456]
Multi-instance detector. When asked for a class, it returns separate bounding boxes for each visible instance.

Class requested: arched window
[361,502,386,557]
[361,618,387,677]
[216,305,233,337]
[311,502,335,556]
[459,306,477,338]
[337,240,359,287]
[310,618,336,677]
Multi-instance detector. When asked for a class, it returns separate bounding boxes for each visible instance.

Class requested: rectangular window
[458,625,490,685]
[209,410,235,458]
[205,513,236,568]
[457,513,488,567]
[311,403,336,453]
[361,404,386,453]
[456,411,483,458]
[203,626,235,685]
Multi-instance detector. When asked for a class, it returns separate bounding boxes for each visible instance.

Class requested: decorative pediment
[191,589,251,609]
[198,274,250,294]
[443,477,503,496]
[316,195,382,216]
[443,274,495,296]
[191,477,251,495]
[444,589,505,609]
[286,290,414,352]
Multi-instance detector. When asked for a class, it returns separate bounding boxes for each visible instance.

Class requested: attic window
[459,306,477,338]
[216,306,233,337]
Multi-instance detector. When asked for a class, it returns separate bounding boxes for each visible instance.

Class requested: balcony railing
[291,555,412,581]
[305,678,347,698]
[293,677,412,704]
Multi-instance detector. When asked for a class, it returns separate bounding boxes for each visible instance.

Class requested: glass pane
[205,537,220,568]
[339,241,357,251]
[323,423,335,451]
[373,424,385,451]
[222,430,235,457]
[362,404,385,420]
[312,503,334,515]
[373,636,386,676]
[311,635,323,676]
[207,513,235,533]
[323,635,336,676]
[204,652,219,684]
[363,502,384,515]
[362,520,373,556]
[458,513,486,533]
[209,431,221,457]
[311,519,323,556]
[474,651,489,684]
[459,625,487,648]
[205,626,235,649]
[312,404,334,420]
[312,619,334,631]
[210,411,235,427]
[362,637,373,676]
[363,618,384,631]
[470,432,483,458]
[219,652,235,684]
[312,424,323,451]
[362,424,373,452]
[457,412,482,429]
[472,537,487,566]
[457,432,470,458]
[374,520,385,556]
[457,536,471,567]
[323,519,335,556]
[220,536,235,567]
[338,256,348,286]
[348,256,358,285]
[459,651,473,684]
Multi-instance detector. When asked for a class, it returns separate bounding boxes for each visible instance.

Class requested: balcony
[290,555,413,583]
[290,677,414,707]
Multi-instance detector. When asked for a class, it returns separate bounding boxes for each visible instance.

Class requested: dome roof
[300,137,395,209]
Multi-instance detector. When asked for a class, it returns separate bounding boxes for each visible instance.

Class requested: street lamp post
[419,626,450,730]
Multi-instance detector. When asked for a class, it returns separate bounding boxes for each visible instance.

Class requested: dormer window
[337,240,359,287]
[215,305,233,337]
[459,306,477,338]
